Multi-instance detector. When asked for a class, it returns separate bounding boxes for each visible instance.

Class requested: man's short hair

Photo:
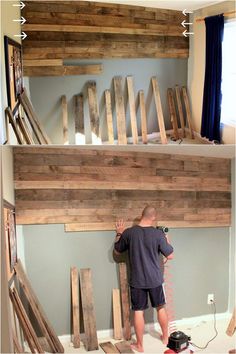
[142,205,157,219]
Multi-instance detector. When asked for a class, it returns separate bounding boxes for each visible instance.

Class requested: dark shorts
[130,285,166,311]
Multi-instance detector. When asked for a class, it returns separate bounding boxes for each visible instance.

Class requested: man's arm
[165,233,174,260]
[159,232,174,260]
[114,219,128,255]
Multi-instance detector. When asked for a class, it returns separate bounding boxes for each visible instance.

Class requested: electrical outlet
[207,294,214,304]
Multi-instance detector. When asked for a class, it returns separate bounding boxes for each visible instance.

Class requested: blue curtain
[201,14,224,143]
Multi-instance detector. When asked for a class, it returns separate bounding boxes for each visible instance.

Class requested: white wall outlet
[207,294,214,304]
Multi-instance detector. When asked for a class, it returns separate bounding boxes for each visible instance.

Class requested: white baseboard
[58,311,231,343]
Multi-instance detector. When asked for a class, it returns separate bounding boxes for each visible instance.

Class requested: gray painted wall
[21,224,230,336]
[27,58,188,144]
[229,158,235,312]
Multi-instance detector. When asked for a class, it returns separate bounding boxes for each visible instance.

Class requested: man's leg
[131,310,145,352]
[157,305,169,345]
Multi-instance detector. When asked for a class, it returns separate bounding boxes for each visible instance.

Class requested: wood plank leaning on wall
[13,147,231,228]
[80,269,99,351]
[14,260,64,353]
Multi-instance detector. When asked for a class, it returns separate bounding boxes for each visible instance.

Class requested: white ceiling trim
[87,0,226,11]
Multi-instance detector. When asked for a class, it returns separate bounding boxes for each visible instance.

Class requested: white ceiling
[88,0,226,11]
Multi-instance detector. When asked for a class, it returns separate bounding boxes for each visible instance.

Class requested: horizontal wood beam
[22,23,183,36]
[23,64,103,77]
[64,220,231,232]
[23,59,63,67]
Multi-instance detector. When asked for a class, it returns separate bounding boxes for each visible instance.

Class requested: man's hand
[115,219,125,234]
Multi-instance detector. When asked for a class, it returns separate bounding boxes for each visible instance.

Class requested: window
[221,20,236,126]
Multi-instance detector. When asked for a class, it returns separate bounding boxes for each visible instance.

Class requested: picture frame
[4,36,23,114]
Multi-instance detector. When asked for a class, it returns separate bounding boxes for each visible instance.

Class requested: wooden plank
[20,92,47,145]
[139,90,148,144]
[16,114,34,144]
[87,81,100,139]
[21,116,36,144]
[65,220,231,231]
[167,88,179,140]
[226,308,236,336]
[115,341,134,353]
[61,95,69,145]
[118,263,131,341]
[113,77,127,144]
[151,77,167,144]
[79,269,98,351]
[74,94,85,145]
[175,85,185,138]
[71,267,80,348]
[21,90,51,144]
[105,90,114,144]
[127,76,138,144]
[14,260,64,353]
[24,59,63,67]
[100,342,119,354]
[10,288,44,353]
[12,330,24,353]
[24,64,103,77]
[10,290,36,353]
[15,209,231,225]
[19,95,43,144]
[112,289,122,340]
[5,108,24,145]
[182,87,194,139]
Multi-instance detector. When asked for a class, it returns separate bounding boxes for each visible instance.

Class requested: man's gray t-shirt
[115,225,173,289]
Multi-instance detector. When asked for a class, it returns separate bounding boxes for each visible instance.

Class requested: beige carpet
[63,317,235,354]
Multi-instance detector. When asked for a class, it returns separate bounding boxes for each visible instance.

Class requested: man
[114,205,174,353]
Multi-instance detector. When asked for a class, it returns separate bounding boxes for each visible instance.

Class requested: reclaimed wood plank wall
[22,1,189,76]
[13,147,231,230]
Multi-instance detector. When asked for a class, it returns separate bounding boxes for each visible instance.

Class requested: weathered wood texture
[115,341,134,353]
[88,81,100,138]
[21,1,189,76]
[80,268,98,351]
[13,147,231,229]
[100,342,119,353]
[113,77,127,145]
[23,64,103,77]
[112,289,122,340]
[71,267,80,348]
[151,77,167,144]
[118,263,131,341]
[167,88,179,140]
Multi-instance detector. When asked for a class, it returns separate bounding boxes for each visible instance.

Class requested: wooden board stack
[13,147,232,230]
[70,267,99,351]
[69,75,169,145]
[12,259,64,353]
[5,88,51,145]
[167,85,195,140]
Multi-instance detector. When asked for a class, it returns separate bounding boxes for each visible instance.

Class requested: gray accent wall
[27,58,188,144]
[229,158,235,313]
[21,224,230,336]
